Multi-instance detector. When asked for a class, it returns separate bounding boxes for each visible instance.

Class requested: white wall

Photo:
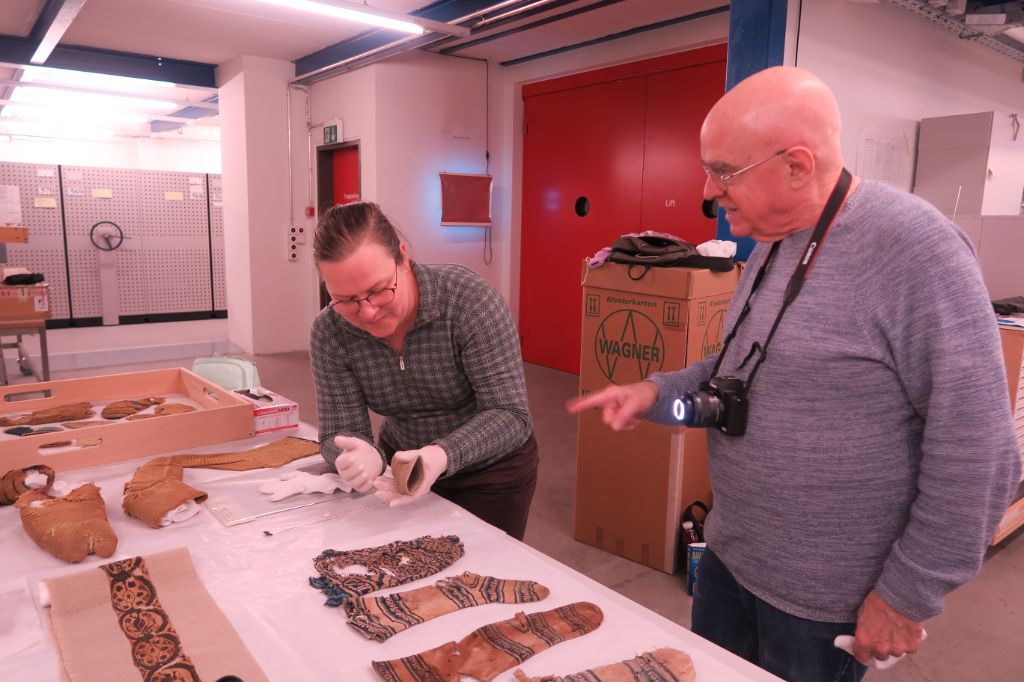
[218,55,314,355]
[306,52,492,288]
[795,0,1024,193]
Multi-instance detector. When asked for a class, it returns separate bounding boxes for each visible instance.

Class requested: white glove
[373,445,448,508]
[259,471,350,502]
[158,501,202,526]
[333,436,385,493]
[833,629,927,670]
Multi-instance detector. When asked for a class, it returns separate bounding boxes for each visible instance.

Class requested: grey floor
[15,352,1024,681]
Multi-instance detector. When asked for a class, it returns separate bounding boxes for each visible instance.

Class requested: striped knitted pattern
[512,647,696,682]
[345,572,550,642]
[371,602,603,682]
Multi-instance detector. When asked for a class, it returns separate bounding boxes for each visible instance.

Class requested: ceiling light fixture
[252,0,426,34]
[22,65,174,91]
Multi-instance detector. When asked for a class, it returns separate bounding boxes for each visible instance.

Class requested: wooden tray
[0,368,254,472]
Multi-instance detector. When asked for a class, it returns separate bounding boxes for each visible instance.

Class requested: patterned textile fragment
[372,601,604,682]
[45,547,269,682]
[512,647,696,682]
[310,535,465,607]
[345,572,550,641]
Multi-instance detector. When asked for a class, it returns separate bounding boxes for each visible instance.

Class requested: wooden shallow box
[0,368,255,472]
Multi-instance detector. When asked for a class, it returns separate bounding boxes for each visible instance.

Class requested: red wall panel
[332,146,360,205]
[520,46,726,374]
[520,78,647,373]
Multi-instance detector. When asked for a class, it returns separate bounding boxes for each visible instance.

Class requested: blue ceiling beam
[716,0,788,261]
[294,0,502,78]
[0,35,216,87]
[29,0,87,64]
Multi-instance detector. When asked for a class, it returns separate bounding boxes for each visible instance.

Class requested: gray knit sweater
[310,262,532,476]
[647,180,1021,623]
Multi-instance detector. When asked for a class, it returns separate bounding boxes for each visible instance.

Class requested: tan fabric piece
[125,403,198,421]
[46,547,269,682]
[15,484,117,563]
[392,454,425,495]
[61,421,106,429]
[0,465,55,505]
[0,402,93,427]
[101,396,165,420]
[345,572,551,642]
[372,602,604,682]
[512,647,696,682]
[123,458,209,528]
[170,436,319,471]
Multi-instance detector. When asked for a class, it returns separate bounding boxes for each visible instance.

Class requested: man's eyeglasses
[703,149,787,187]
[331,263,399,315]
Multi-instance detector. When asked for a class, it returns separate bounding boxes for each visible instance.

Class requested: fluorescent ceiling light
[11,86,177,112]
[0,103,149,125]
[252,0,425,34]
[0,120,116,140]
[22,65,174,91]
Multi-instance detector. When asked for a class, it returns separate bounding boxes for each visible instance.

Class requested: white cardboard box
[236,387,299,435]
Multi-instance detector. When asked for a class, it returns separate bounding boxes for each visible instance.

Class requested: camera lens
[672,390,723,428]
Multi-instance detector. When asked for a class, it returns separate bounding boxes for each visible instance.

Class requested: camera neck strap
[707,167,853,386]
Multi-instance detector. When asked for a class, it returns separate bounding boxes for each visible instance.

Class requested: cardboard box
[0,368,254,472]
[992,326,1024,545]
[0,283,49,320]
[236,387,299,435]
[574,260,739,573]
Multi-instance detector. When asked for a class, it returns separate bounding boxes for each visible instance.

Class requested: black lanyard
[706,168,853,389]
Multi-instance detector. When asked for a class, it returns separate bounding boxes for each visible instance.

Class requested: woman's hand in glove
[333,436,385,493]
[373,445,448,507]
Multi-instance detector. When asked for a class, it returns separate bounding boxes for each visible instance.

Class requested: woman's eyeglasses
[331,263,399,315]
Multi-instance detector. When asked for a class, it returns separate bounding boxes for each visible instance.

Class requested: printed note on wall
[164,191,185,201]
[91,188,113,199]
[33,197,57,208]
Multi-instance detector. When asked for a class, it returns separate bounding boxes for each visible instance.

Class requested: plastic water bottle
[681,520,701,546]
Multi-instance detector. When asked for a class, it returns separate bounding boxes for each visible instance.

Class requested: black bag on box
[606,234,734,279]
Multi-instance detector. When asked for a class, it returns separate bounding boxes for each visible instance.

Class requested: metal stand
[0,319,49,385]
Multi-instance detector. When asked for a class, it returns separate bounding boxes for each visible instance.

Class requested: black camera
[671,375,748,436]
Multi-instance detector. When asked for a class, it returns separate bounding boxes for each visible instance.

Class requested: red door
[520,46,726,374]
[640,62,726,241]
[333,146,360,204]
[521,78,647,373]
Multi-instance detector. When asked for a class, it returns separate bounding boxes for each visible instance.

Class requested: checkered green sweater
[310,262,532,477]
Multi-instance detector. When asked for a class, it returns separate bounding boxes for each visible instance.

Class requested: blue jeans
[691,547,867,682]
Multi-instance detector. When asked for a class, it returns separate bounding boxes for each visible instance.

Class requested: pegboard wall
[0,162,70,320]
[0,160,226,325]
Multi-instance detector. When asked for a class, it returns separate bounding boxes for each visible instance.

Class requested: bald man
[570,66,1020,680]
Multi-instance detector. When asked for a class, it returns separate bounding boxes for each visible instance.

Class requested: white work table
[0,424,781,681]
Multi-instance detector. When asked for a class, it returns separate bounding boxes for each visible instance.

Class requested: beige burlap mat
[46,547,268,682]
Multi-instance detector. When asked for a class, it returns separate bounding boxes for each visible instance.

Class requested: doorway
[315,142,361,309]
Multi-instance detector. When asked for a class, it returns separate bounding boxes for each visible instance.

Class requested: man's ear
[784,146,815,187]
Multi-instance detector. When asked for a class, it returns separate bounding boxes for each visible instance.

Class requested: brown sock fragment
[61,421,106,429]
[122,457,208,528]
[101,396,165,419]
[1,465,55,505]
[346,572,551,642]
[124,403,198,420]
[392,454,425,495]
[171,436,319,471]
[0,402,94,427]
[371,602,604,682]
[512,647,696,682]
[15,483,118,563]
